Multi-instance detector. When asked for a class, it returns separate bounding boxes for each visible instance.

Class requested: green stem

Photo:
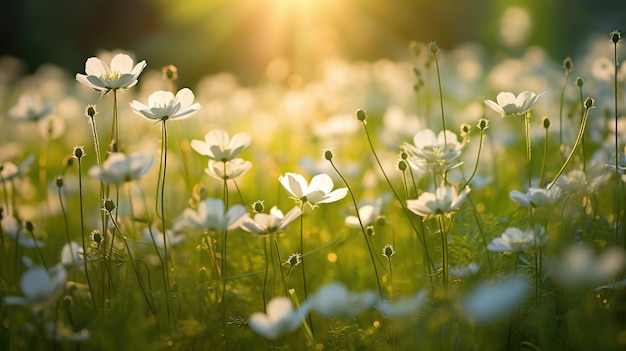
[437,215,449,292]
[77,157,97,313]
[524,111,532,188]
[432,50,448,145]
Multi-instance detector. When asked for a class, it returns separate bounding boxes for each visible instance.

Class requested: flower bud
[563,57,573,71]
[56,176,64,188]
[366,226,375,236]
[91,230,102,245]
[253,200,265,213]
[542,116,551,129]
[460,123,471,136]
[584,97,595,109]
[400,151,408,160]
[162,65,178,81]
[477,118,490,131]
[382,244,395,258]
[398,159,408,172]
[324,149,333,161]
[104,199,116,212]
[429,42,439,55]
[611,30,621,44]
[287,253,301,267]
[72,146,85,160]
[25,221,34,233]
[356,109,367,122]
[85,105,97,119]
[576,77,584,87]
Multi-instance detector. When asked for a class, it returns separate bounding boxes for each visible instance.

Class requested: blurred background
[1,0,625,88]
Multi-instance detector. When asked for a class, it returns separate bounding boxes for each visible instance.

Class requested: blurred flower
[61,242,84,269]
[556,169,610,195]
[7,92,53,122]
[373,290,428,317]
[484,91,542,117]
[173,198,248,232]
[509,186,560,208]
[129,88,200,123]
[240,206,302,235]
[205,158,252,181]
[1,216,46,248]
[278,172,348,208]
[345,198,384,228]
[304,282,377,318]
[548,244,626,288]
[404,128,464,166]
[30,321,91,342]
[3,264,67,306]
[38,115,65,140]
[191,130,251,162]
[75,53,146,92]
[0,155,35,181]
[88,152,154,185]
[462,276,529,323]
[487,225,547,253]
[142,226,186,250]
[248,296,308,340]
[406,185,470,218]
[450,262,481,278]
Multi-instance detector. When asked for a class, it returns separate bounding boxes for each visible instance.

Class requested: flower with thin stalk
[240,206,302,235]
[248,296,309,340]
[487,225,547,253]
[7,92,53,122]
[303,282,377,318]
[556,168,611,195]
[462,276,529,323]
[549,244,626,288]
[142,226,186,249]
[75,53,146,93]
[345,198,384,228]
[61,241,84,269]
[3,263,67,307]
[403,128,465,166]
[278,172,348,208]
[191,130,252,161]
[0,155,35,181]
[509,186,561,208]
[484,91,543,117]
[406,185,471,218]
[450,262,481,278]
[374,290,428,317]
[2,216,46,248]
[173,197,248,233]
[88,152,154,185]
[205,158,252,181]
[129,88,201,123]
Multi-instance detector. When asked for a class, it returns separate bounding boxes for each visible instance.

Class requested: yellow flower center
[101,71,121,81]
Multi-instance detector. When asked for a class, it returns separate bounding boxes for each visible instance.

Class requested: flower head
[205,158,252,181]
[130,88,200,122]
[374,290,428,317]
[549,244,626,288]
[278,172,348,208]
[76,53,146,92]
[345,199,384,228]
[173,198,248,233]
[3,264,67,306]
[484,91,543,117]
[462,276,529,323]
[240,206,302,235]
[509,186,560,208]
[142,226,186,249]
[191,130,252,162]
[0,155,35,181]
[303,282,377,318]
[88,152,154,185]
[248,296,308,340]
[487,225,547,253]
[404,128,464,166]
[406,185,470,218]
[8,92,53,122]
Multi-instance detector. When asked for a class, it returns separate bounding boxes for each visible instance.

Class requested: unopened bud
[72,146,85,160]
[584,97,595,109]
[611,30,621,44]
[324,149,333,161]
[356,109,367,122]
[398,159,408,172]
[162,65,178,81]
[576,77,584,87]
[429,42,439,55]
[85,105,97,119]
[563,57,573,71]
[477,118,489,131]
[542,116,551,129]
[104,199,116,212]
[56,176,64,188]
[25,221,34,233]
[253,200,264,213]
[91,230,102,245]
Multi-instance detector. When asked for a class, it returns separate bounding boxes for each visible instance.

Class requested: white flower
[191,130,252,162]
[88,152,154,185]
[129,88,201,122]
[556,169,610,194]
[240,206,302,235]
[406,185,470,218]
[8,92,53,122]
[173,198,248,232]
[142,226,186,249]
[248,296,308,340]
[0,155,35,181]
[450,262,482,278]
[75,53,146,92]
[462,276,529,323]
[304,282,377,318]
[345,199,384,228]
[404,129,464,165]
[373,290,428,317]
[61,242,84,269]
[487,225,547,253]
[509,186,560,208]
[205,159,252,180]
[484,91,543,117]
[3,264,67,306]
[548,244,626,288]
[278,172,348,207]
[1,216,46,248]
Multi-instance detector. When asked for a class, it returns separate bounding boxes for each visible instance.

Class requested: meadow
[1,21,626,351]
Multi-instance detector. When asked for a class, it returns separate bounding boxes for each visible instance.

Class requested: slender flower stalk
[559,57,574,150]
[524,111,532,188]
[56,176,76,267]
[430,42,448,146]
[576,77,587,172]
[611,30,622,242]
[325,149,383,299]
[539,117,551,187]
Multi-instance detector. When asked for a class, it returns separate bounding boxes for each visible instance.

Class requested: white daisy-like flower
[61,241,84,269]
[7,92,53,122]
[3,264,67,306]
[404,128,464,166]
[240,206,302,235]
[0,155,35,181]
[191,130,252,162]
[487,225,547,253]
[173,198,248,233]
[129,88,200,122]
[345,199,384,228]
[205,158,252,181]
[248,296,309,340]
[142,226,186,249]
[373,290,428,317]
[75,53,146,92]
[484,91,543,117]
[1,216,46,248]
[509,186,560,208]
[462,276,529,323]
[549,244,626,288]
[88,152,154,185]
[406,185,471,218]
[303,282,377,318]
[556,169,611,195]
[278,172,348,208]
[450,262,482,278]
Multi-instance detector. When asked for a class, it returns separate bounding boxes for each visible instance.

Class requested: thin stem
[437,215,449,292]
[297,203,314,336]
[613,35,621,243]
[463,129,486,189]
[158,121,173,326]
[558,67,571,150]
[57,182,75,267]
[432,50,448,145]
[273,239,289,295]
[539,125,549,187]
[263,236,269,312]
[328,157,384,299]
[524,111,532,188]
[77,157,97,313]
